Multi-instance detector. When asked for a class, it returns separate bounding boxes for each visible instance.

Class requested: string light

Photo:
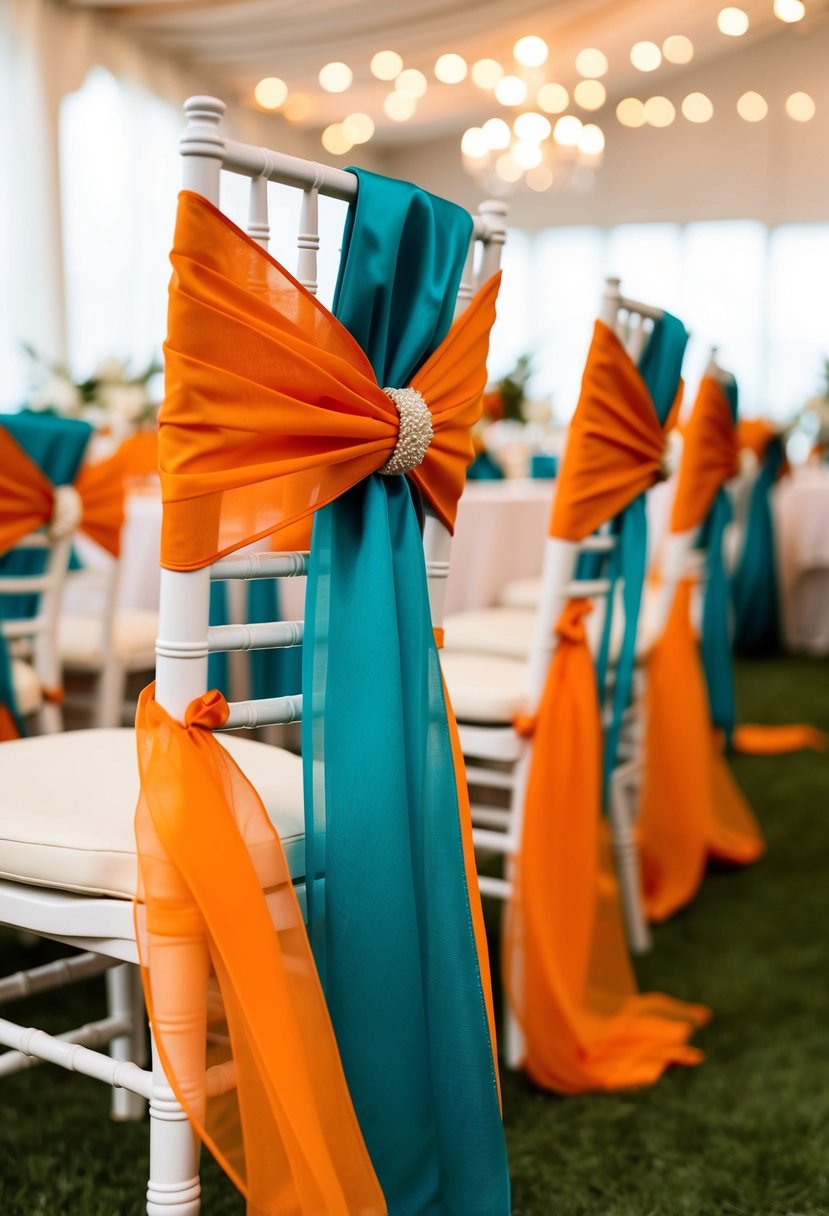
[254,77,288,109]
[435,53,468,83]
[579,123,606,155]
[342,113,375,144]
[737,91,767,121]
[461,127,489,157]
[495,75,529,106]
[553,115,583,147]
[645,96,676,127]
[663,35,694,64]
[717,7,749,36]
[321,123,352,154]
[384,92,416,121]
[514,35,549,67]
[319,62,353,92]
[396,68,428,98]
[514,111,552,142]
[574,80,606,111]
[370,51,403,80]
[495,152,523,182]
[630,41,662,71]
[616,97,647,127]
[681,92,714,122]
[575,48,608,78]
[786,91,816,120]
[482,117,512,149]
[512,140,544,169]
[471,59,504,89]
[527,165,555,191]
[283,93,313,122]
[537,82,569,113]
[774,0,805,20]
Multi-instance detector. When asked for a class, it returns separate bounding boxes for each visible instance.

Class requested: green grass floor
[1,656,827,1215]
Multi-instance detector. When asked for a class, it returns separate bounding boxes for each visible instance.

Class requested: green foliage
[0,656,827,1214]
[497,353,533,423]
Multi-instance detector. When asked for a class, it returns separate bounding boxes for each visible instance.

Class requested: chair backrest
[155,95,507,725]
[524,276,667,706]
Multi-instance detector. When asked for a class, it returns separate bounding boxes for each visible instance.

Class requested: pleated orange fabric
[550,320,666,541]
[671,376,738,533]
[159,192,498,569]
[137,191,503,1213]
[134,686,385,1216]
[638,581,765,921]
[0,428,56,552]
[505,600,709,1092]
[75,432,159,556]
[507,323,709,1093]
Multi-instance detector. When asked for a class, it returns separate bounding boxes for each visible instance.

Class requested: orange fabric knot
[433,627,445,650]
[42,686,64,705]
[184,688,230,730]
[554,598,593,644]
[513,713,538,739]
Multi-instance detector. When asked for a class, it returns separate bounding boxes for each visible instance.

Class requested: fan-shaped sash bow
[505,316,708,1094]
[135,187,506,1215]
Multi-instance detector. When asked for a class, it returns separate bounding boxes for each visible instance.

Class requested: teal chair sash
[302,168,510,1215]
[732,437,783,656]
[592,313,688,792]
[699,377,739,744]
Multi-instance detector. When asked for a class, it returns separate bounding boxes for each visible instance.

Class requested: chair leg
[609,763,652,955]
[97,660,127,729]
[146,1032,201,1216]
[37,700,63,735]
[107,963,148,1121]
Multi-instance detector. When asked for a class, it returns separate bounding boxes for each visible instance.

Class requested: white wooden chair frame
[0,95,506,1215]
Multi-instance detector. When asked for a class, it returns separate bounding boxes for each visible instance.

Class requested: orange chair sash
[671,376,738,533]
[549,320,667,541]
[638,580,765,920]
[159,191,499,570]
[505,600,709,1092]
[0,428,57,552]
[75,431,159,557]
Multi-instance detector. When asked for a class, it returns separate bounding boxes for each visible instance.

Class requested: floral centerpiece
[23,345,161,437]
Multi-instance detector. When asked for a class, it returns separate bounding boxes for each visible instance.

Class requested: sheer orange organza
[505,600,709,1092]
[75,432,159,556]
[137,192,502,1212]
[549,319,667,542]
[671,376,738,533]
[506,325,708,1093]
[638,581,765,921]
[159,191,498,569]
[134,686,385,1216]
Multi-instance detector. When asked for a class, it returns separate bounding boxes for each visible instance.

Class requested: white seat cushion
[442,651,529,725]
[498,576,542,610]
[0,728,304,899]
[12,660,42,716]
[443,608,537,660]
[59,610,158,670]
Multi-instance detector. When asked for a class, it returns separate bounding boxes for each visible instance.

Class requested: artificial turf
[1,655,827,1215]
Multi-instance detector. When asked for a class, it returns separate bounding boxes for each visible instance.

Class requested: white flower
[30,375,82,416]
[98,383,149,423]
[94,356,128,382]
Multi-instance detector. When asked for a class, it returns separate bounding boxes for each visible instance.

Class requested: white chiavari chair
[0,95,506,1214]
[441,281,679,1031]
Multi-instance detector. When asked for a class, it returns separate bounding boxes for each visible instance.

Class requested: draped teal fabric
[592,313,688,789]
[700,377,739,744]
[302,168,510,1216]
[732,437,783,656]
[206,580,301,700]
[467,449,505,480]
[0,412,92,733]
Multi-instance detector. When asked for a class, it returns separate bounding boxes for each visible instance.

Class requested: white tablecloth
[773,466,829,654]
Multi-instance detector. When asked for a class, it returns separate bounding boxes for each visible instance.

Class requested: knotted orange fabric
[135,685,385,1216]
[505,600,709,1092]
[638,581,765,921]
[160,192,497,569]
[507,320,709,1093]
[137,190,501,1212]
